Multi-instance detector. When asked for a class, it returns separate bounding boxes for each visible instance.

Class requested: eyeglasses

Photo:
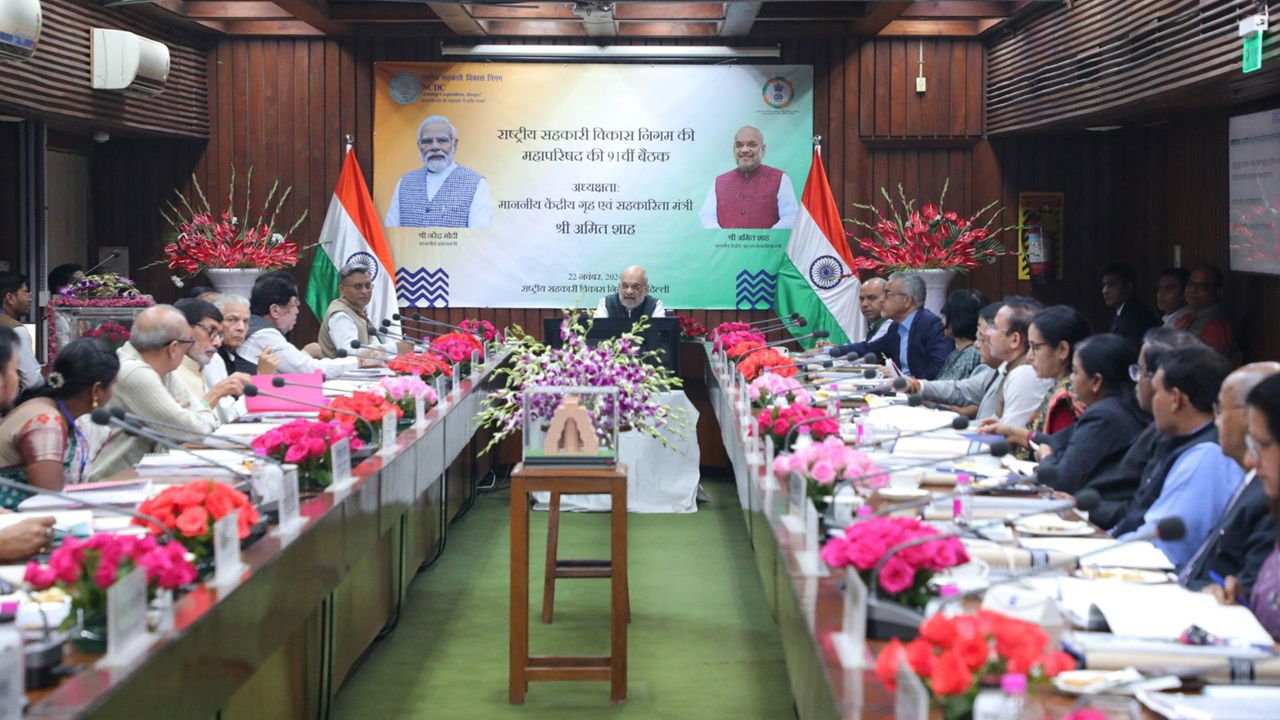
[195,323,223,341]
[1127,364,1148,382]
[342,282,373,291]
[1028,340,1051,352]
[883,290,910,299]
[172,338,196,348]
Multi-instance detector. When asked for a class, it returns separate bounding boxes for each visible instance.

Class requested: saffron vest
[395,166,483,227]
[714,165,783,229]
[317,298,372,359]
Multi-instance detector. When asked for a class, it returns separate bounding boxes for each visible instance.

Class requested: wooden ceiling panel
[613,2,724,20]
[480,18,588,36]
[619,20,719,36]
[469,2,577,20]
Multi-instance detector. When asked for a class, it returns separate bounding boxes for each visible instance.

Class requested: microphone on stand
[0,475,177,542]
[104,406,254,450]
[242,383,377,448]
[83,251,121,276]
[397,312,472,336]
[90,408,253,481]
[737,330,831,364]
[382,318,445,340]
[754,317,808,335]
[742,313,801,328]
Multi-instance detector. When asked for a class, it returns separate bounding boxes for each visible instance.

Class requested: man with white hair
[594,265,666,320]
[384,115,491,228]
[90,305,225,480]
[828,271,952,380]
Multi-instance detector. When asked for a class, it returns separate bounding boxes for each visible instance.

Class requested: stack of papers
[1138,685,1280,719]
[17,480,151,511]
[1018,537,1174,570]
[1089,583,1274,646]
[136,449,254,478]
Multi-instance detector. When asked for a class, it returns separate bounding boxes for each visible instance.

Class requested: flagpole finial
[344,133,354,154]
[812,135,821,147]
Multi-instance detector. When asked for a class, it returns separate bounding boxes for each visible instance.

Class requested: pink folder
[244,371,325,413]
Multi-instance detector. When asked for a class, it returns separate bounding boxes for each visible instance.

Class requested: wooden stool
[510,462,628,704]
[542,491,631,624]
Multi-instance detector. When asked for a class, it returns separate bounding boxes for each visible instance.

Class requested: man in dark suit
[1102,263,1159,347]
[830,271,952,380]
[1181,362,1280,596]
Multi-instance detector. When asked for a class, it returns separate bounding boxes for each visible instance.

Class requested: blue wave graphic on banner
[735,269,776,310]
[397,267,450,308]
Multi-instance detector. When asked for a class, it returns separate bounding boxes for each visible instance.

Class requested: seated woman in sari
[0,339,119,509]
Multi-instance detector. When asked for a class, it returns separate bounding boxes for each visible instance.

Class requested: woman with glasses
[0,339,118,508]
[978,305,1091,458]
[1031,334,1150,494]
[1212,374,1280,639]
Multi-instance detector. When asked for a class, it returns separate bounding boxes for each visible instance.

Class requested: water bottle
[952,473,973,525]
[973,673,1026,720]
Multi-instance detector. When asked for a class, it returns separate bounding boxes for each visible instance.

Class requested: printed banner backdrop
[373,62,813,309]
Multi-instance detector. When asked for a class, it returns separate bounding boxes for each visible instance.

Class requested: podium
[509,462,629,703]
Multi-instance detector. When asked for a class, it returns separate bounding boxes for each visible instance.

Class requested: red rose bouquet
[458,318,500,342]
[25,533,196,633]
[875,610,1075,719]
[737,348,796,381]
[388,351,451,379]
[251,418,363,489]
[675,315,708,341]
[431,331,485,370]
[848,180,1007,272]
[320,391,402,444]
[821,516,969,611]
[155,169,308,278]
[755,402,838,452]
[83,321,131,351]
[134,480,261,557]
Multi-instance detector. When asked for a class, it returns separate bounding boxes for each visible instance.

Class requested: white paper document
[1139,685,1280,720]
[1017,537,1175,570]
[1087,583,1274,646]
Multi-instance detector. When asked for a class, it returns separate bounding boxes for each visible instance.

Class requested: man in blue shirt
[1115,345,1241,567]
[830,272,952,379]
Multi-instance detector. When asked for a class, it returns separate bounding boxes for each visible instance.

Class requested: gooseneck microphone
[742,313,801,328]
[83,250,121,276]
[90,408,252,481]
[242,383,377,448]
[737,330,832,363]
[105,406,254,449]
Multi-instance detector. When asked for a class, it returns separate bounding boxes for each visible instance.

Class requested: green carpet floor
[330,475,795,719]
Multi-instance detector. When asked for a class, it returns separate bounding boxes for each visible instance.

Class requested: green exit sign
[1243,30,1263,73]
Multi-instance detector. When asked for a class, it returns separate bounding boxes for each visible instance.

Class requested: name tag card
[272,464,305,537]
[153,588,175,636]
[781,471,806,535]
[831,568,869,669]
[435,375,449,411]
[763,436,777,491]
[795,500,826,577]
[328,437,353,492]
[450,361,461,397]
[414,391,427,427]
[104,566,150,667]
[380,410,397,455]
[470,349,481,378]
[895,660,929,720]
[213,510,244,587]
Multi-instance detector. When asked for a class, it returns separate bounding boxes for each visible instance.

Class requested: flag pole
[343,133,354,156]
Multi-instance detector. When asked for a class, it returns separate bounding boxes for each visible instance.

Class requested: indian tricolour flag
[774,147,866,348]
[304,148,399,325]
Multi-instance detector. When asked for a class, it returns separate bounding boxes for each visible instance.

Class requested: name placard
[328,437,353,492]
[213,509,243,587]
[895,660,928,720]
[414,391,427,427]
[273,464,305,537]
[380,410,398,455]
[435,375,449,411]
[470,349,481,378]
[105,566,150,666]
[831,568,869,669]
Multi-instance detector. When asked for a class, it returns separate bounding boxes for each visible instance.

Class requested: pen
[1209,570,1251,608]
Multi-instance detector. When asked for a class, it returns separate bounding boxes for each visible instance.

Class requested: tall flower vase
[205,268,263,299]
[918,269,956,316]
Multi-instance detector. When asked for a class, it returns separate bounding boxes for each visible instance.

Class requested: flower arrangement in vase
[153,168,308,281]
[475,311,684,453]
[458,318,500,343]
[376,375,438,419]
[57,273,142,300]
[821,516,968,611]
[876,610,1076,720]
[737,347,796,381]
[81,322,131,352]
[755,402,838,452]
[319,391,402,444]
[133,480,261,560]
[24,533,196,652]
[748,372,811,411]
[675,315,708,341]
[771,436,882,508]
[251,419,363,489]
[431,331,485,373]
[847,180,1008,272]
[387,351,451,379]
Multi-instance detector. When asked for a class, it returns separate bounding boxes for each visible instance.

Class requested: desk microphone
[242,383,377,448]
[396,313,473,336]
[90,409,252,481]
[382,318,446,339]
[743,313,801,328]
[753,317,807,335]
[103,406,254,449]
[83,251,121,276]
[737,330,831,363]
[336,347,448,374]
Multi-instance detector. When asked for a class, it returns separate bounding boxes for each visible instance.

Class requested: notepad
[16,481,152,511]
[245,371,324,413]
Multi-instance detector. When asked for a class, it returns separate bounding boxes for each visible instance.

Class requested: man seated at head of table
[90,305,230,481]
[593,265,666,321]
[0,338,118,507]
[1221,374,1280,639]
[1181,362,1280,597]
[1111,345,1240,567]
[173,298,253,423]
[1084,327,1204,530]
[235,275,371,379]
[829,271,952,380]
[1030,333,1151,495]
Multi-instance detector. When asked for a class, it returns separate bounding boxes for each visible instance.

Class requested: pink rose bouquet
[749,372,811,410]
[431,331,485,370]
[714,329,766,353]
[376,375,438,417]
[821,516,969,611]
[756,402,839,452]
[458,318,500,342]
[772,436,882,507]
[25,533,197,631]
[251,419,363,489]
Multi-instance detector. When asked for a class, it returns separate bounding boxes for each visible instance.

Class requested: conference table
[701,344,1238,720]
[22,356,504,719]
